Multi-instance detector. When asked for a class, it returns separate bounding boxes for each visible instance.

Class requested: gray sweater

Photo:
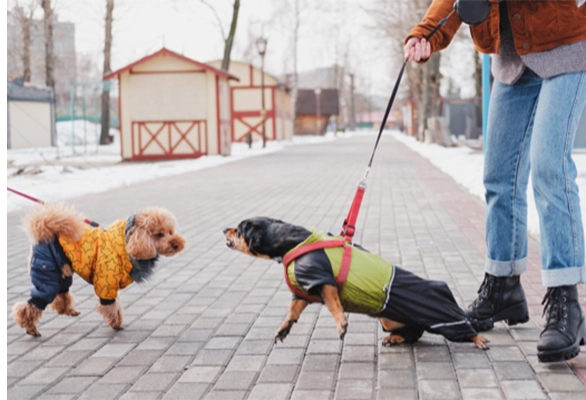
[492,1,586,85]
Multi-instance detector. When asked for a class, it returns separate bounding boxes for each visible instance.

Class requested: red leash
[7,187,100,227]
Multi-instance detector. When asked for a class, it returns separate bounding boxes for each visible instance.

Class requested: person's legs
[530,70,586,286]
[484,70,542,274]
[467,69,541,331]
[530,70,586,362]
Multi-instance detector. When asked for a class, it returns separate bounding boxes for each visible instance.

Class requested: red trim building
[105,48,238,160]
[207,60,293,143]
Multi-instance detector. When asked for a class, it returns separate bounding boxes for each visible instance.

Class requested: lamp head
[255,37,267,56]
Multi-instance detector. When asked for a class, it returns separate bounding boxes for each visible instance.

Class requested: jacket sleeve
[405,0,463,61]
[93,266,120,301]
[28,242,64,309]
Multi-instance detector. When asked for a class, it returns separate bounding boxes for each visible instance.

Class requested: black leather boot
[537,285,586,363]
[466,273,529,332]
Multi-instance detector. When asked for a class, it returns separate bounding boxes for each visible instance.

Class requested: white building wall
[8,101,52,149]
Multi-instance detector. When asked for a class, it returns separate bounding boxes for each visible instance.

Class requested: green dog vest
[284,230,395,316]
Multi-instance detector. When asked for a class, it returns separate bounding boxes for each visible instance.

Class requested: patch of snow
[390,131,586,240]
[6,121,363,213]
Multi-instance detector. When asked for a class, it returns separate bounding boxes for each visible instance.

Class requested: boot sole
[538,318,586,363]
[471,301,530,332]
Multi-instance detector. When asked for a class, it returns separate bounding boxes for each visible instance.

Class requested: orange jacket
[407,0,586,56]
[59,219,134,301]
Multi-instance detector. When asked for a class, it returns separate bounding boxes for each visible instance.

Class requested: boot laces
[541,287,568,331]
[472,274,494,307]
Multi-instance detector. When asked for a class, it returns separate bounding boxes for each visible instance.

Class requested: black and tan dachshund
[224,217,488,350]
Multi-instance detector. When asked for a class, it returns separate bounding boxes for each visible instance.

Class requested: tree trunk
[41,0,55,88]
[291,0,300,124]
[349,73,356,131]
[221,0,240,71]
[473,50,482,130]
[419,52,441,141]
[100,0,114,145]
[15,3,34,82]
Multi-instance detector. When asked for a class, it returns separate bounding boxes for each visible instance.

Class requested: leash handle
[7,187,100,227]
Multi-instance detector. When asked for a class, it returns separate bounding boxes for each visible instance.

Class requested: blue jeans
[484,68,586,287]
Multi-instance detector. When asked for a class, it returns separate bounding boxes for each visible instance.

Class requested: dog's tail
[24,202,87,244]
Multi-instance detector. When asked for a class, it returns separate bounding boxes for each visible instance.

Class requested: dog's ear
[239,220,263,255]
[126,225,157,260]
[247,231,263,256]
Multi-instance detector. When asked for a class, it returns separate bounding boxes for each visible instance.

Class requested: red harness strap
[282,239,352,303]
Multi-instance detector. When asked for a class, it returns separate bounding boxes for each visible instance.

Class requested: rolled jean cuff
[541,266,586,287]
[485,257,528,277]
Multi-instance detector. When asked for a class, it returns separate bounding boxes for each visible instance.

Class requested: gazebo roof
[104,47,239,81]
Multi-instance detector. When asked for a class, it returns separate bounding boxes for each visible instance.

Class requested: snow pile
[10,123,586,243]
[6,121,358,212]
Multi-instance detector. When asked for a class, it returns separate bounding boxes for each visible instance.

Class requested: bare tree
[12,1,37,82]
[197,0,240,71]
[40,0,55,88]
[367,0,442,140]
[473,50,482,129]
[269,0,308,123]
[222,0,240,71]
[100,0,114,145]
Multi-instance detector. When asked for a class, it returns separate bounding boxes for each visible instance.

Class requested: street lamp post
[315,88,321,135]
[256,37,268,148]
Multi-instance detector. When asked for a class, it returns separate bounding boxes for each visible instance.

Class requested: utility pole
[315,88,322,135]
[256,37,268,148]
[41,0,55,88]
[349,73,356,131]
[100,0,114,145]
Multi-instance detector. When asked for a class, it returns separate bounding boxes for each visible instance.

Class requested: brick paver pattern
[7,135,586,399]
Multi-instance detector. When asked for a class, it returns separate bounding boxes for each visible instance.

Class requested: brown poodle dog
[12,202,185,336]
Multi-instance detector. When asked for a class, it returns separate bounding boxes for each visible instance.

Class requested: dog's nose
[172,243,179,250]
[223,228,230,234]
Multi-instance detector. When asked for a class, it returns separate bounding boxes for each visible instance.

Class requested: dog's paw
[26,327,41,337]
[275,328,290,343]
[382,334,405,347]
[338,321,348,340]
[275,319,297,343]
[472,334,489,350]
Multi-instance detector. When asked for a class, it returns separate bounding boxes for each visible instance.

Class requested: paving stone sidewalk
[7,134,586,400]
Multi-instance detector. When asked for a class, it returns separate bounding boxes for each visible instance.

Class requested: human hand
[404,37,431,62]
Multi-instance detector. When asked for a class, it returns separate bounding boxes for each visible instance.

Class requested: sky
[6,0,478,98]
[50,0,391,91]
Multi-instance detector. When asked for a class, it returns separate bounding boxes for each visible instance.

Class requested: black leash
[365,8,456,179]
[341,8,456,242]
